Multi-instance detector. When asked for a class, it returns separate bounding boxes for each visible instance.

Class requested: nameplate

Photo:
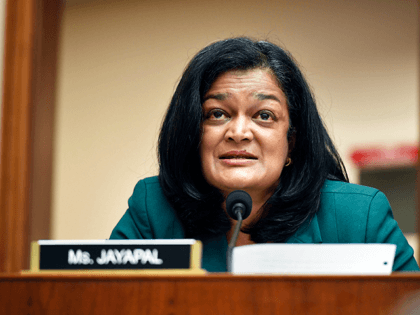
[29,239,203,273]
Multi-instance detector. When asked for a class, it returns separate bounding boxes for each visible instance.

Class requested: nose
[225,116,254,142]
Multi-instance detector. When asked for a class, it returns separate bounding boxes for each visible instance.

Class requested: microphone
[226,190,252,221]
[226,190,252,272]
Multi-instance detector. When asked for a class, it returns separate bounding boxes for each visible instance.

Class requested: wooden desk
[1,274,420,314]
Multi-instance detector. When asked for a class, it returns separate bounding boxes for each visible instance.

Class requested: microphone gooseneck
[226,190,252,273]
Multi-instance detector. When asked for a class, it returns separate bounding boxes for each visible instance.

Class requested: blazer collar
[286,214,322,244]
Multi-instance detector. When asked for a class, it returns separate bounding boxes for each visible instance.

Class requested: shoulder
[116,176,185,239]
[317,180,419,271]
[320,180,385,220]
[129,176,171,214]
[321,179,379,196]
[318,180,388,243]
[131,176,165,201]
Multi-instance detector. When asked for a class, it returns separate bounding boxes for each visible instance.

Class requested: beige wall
[53,0,419,240]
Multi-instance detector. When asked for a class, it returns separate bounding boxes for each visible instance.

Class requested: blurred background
[1,0,418,259]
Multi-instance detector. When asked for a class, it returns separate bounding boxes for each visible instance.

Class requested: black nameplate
[31,240,201,271]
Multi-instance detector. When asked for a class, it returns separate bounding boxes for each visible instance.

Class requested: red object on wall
[350,145,418,168]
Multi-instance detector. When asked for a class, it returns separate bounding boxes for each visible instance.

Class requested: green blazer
[110,176,419,272]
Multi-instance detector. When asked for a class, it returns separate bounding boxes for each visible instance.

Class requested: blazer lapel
[286,214,323,244]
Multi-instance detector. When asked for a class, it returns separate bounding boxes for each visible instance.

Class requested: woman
[110,37,419,272]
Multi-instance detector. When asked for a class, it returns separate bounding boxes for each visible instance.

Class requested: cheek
[199,145,214,185]
[200,126,219,154]
[199,128,208,156]
[199,128,215,166]
[267,131,289,163]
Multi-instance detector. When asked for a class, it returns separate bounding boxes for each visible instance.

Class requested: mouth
[219,151,258,160]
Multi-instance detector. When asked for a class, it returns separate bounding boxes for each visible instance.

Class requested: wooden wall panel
[29,0,62,244]
[0,0,63,272]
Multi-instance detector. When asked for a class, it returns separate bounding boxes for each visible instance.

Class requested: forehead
[206,68,282,94]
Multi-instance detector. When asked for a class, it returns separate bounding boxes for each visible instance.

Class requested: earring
[284,157,292,167]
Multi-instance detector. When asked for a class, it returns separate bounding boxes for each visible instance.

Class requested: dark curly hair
[158,37,348,242]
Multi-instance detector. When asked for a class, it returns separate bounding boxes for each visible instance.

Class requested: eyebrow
[203,93,229,102]
[203,92,282,104]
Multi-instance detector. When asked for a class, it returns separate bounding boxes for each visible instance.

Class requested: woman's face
[200,68,290,199]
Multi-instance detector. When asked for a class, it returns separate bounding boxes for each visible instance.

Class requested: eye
[254,110,275,122]
[205,109,229,120]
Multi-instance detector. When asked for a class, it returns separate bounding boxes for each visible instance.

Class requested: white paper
[232,244,396,275]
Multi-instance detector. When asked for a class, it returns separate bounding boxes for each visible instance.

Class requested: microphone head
[226,190,252,220]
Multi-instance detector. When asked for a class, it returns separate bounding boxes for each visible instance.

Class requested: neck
[224,190,271,247]
[237,188,272,225]
[226,229,255,246]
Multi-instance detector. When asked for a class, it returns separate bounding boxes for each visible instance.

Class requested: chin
[210,175,280,197]
[217,179,262,193]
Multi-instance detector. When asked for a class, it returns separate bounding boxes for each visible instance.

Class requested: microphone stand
[227,207,244,273]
